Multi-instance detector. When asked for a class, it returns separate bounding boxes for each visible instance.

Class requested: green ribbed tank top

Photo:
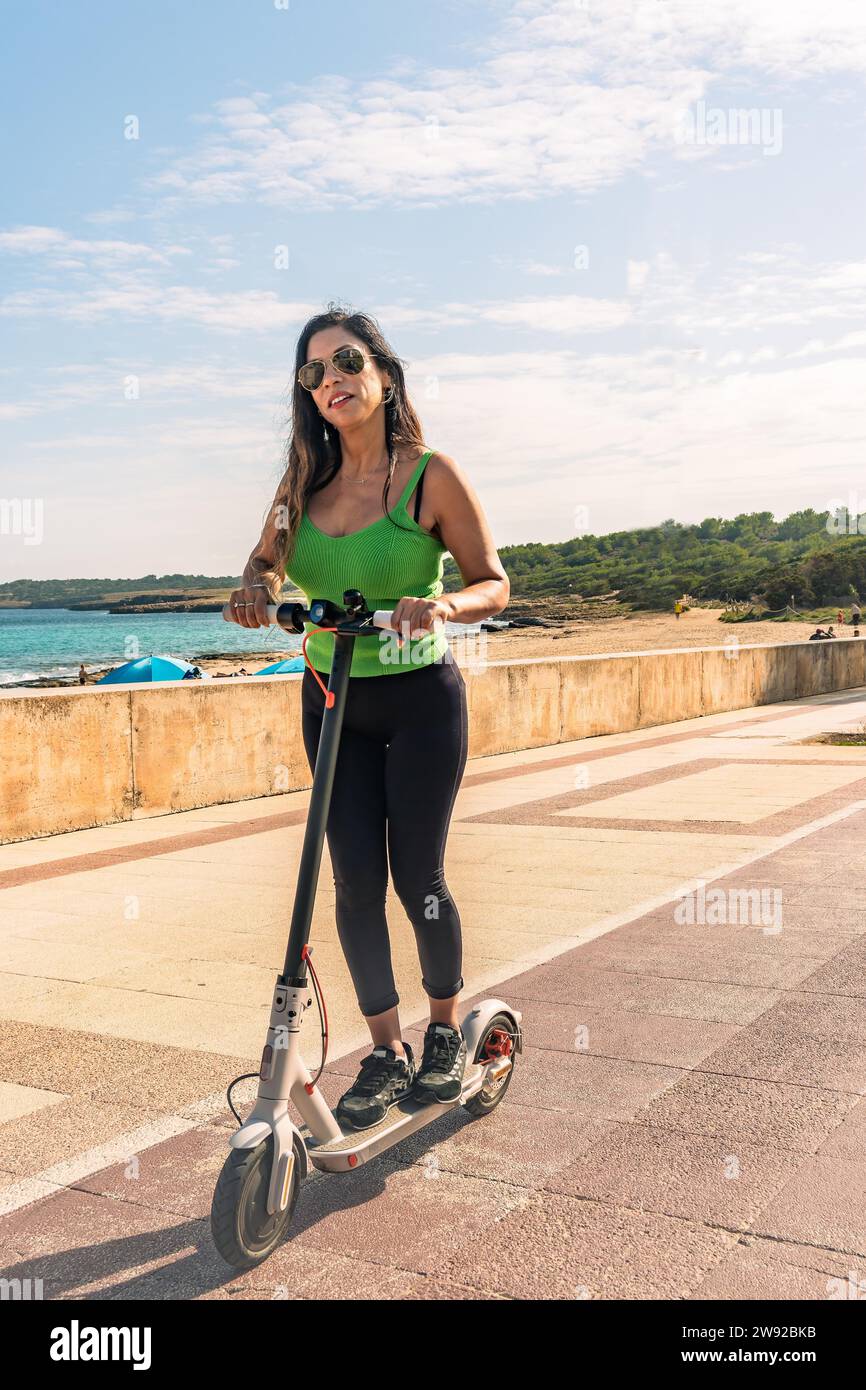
[285,449,450,677]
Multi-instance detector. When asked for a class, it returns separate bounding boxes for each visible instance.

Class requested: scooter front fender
[229,1121,272,1151]
[229,1112,308,1214]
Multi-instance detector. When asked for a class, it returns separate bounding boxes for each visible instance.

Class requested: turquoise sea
[0,608,476,686]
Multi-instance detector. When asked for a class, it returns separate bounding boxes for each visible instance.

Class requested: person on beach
[78,664,86,685]
[226,305,510,1129]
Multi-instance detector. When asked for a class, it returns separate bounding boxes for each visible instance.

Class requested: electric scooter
[210,589,523,1270]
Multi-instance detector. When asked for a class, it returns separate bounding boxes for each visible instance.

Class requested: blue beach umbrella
[97,655,210,684]
[255,656,306,675]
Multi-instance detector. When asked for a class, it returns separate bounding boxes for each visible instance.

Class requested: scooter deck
[302,1060,487,1172]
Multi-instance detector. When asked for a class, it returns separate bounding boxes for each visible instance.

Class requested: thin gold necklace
[342,448,391,484]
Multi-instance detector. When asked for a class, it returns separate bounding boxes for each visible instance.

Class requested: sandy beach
[172,608,858,677]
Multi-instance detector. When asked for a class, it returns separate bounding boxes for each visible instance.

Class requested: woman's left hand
[390,596,453,643]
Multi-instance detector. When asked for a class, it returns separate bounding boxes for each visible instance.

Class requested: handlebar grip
[220,600,292,627]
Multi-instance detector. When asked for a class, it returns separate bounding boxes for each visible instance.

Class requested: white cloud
[0,282,319,331]
[11,334,866,570]
[631,249,866,335]
[6,363,298,428]
[505,0,866,80]
[525,261,569,277]
[787,330,866,358]
[0,272,630,335]
[0,226,188,265]
[476,295,631,333]
[141,0,866,212]
[407,343,866,540]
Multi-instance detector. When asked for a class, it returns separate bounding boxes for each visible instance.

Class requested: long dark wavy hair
[269,302,428,572]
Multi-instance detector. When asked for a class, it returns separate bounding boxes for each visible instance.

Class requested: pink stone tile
[759,993,866,1045]
[544,1123,805,1228]
[639,1072,854,1152]
[293,1159,528,1275]
[572,938,818,991]
[434,1191,736,1299]
[0,1100,160,1178]
[502,963,777,1026]
[698,1020,866,1092]
[397,1277,503,1299]
[789,886,866,913]
[764,902,866,935]
[816,1095,866,1162]
[109,1245,414,1301]
[393,1098,614,1187]
[754,1156,866,1255]
[478,995,736,1069]
[797,938,866,998]
[70,1126,229,1220]
[692,1235,861,1300]
[0,1187,204,1299]
[508,1048,682,1121]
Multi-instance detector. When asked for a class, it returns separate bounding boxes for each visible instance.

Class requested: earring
[382,385,395,405]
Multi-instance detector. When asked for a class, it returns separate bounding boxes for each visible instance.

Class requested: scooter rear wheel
[211,1133,302,1269]
[463,1012,517,1117]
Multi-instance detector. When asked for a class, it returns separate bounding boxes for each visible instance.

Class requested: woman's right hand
[225,581,277,629]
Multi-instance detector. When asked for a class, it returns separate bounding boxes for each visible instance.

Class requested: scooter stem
[282,629,356,983]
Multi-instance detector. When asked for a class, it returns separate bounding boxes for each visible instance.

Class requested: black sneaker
[412,1023,467,1104]
[335,1042,416,1131]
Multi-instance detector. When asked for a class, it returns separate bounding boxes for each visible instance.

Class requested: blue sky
[3,0,866,579]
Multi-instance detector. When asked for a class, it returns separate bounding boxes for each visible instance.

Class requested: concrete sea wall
[2,638,864,843]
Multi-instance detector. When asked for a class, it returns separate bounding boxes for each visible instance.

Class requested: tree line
[4,508,866,611]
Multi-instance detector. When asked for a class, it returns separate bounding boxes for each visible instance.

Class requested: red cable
[301,943,328,1079]
[300,615,405,704]
[301,625,337,706]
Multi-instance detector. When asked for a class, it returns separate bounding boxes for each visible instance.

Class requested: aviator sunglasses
[297,345,381,392]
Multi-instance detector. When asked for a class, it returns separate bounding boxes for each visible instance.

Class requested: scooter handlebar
[230,606,400,633]
[222,600,397,631]
[265,605,397,631]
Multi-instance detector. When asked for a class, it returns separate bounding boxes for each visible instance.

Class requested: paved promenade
[2,684,866,1299]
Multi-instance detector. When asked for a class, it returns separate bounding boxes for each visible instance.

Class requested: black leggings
[301,656,469,1017]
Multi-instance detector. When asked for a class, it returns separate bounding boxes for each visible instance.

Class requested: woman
[227,305,510,1131]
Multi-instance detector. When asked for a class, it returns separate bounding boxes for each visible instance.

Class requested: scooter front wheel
[211,1133,302,1270]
